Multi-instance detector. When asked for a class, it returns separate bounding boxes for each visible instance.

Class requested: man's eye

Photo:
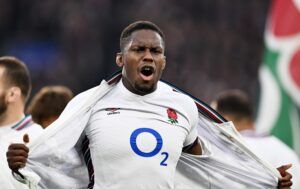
[134,47,145,52]
[151,49,162,54]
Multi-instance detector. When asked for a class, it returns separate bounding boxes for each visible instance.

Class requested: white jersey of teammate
[85,80,198,189]
[0,115,43,189]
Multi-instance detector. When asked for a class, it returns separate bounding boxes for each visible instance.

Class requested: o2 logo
[130,128,168,166]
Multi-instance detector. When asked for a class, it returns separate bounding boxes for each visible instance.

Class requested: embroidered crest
[167,108,178,124]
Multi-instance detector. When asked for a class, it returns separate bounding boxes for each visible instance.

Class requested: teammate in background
[0,56,43,189]
[211,89,300,189]
[27,86,73,128]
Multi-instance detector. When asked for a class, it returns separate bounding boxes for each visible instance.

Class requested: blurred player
[0,56,43,189]
[27,86,73,128]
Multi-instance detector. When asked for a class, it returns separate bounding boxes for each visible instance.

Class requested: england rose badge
[167,108,178,124]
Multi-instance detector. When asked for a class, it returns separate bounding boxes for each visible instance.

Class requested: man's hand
[6,134,30,173]
[277,164,293,189]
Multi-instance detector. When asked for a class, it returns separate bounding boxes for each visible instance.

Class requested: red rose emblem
[167,108,177,119]
[167,108,178,124]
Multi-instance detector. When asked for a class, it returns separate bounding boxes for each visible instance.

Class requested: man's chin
[135,83,156,95]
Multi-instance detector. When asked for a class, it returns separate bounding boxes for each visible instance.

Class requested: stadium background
[0,0,270,108]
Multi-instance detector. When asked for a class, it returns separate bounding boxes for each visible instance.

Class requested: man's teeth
[142,67,151,72]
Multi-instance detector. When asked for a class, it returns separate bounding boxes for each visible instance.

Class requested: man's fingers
[277,164,292,172]
[6,143,29,172]
[277,164,292,176]
[280,172,293,181]
[6,154,28,171]
[8,144,29,153]
[278,180,293,187]
[6,149,29,158]
[7,156,27,164]
[277,165,293,188]
[23,134,29,143]
[8,162,26,172]
[278,171,293,188]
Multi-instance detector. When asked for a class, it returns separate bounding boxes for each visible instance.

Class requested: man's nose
[143,49,154,62]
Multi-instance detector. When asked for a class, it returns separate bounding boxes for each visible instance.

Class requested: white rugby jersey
[0,115,43,189]
[0,115,43,143]
[16,76,278,189]
[85,80,198,189]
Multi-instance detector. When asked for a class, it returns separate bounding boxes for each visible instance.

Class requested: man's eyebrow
[131,43,163,47]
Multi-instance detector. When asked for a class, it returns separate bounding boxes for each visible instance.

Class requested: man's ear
[116,52,123,67]
[161,56,166,70]
[6,87,21,103]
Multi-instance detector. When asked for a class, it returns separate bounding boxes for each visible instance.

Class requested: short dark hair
[212,90,253,120]
[0,56,31,101]
[120,20,165,51]
[27,86,73,126]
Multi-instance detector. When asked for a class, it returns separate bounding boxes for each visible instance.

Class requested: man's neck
[0,107,24,127]
[121,78,156,96]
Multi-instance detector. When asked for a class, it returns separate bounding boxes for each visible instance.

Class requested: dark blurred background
[0,0,271,106]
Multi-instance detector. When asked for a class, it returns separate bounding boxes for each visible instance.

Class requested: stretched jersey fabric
[175,120,279,189]
[240,130,300,189]
[17,73,279,189]
[0,115,43,189]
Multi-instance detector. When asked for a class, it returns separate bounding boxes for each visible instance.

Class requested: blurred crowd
[0,0,270,107]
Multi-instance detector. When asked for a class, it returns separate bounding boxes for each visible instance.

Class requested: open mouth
[140,66,155,81]
[141,66,154,77]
